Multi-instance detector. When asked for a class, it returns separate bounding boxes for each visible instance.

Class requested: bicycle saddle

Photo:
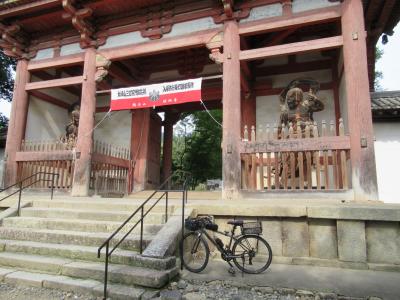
[227,220,243,226]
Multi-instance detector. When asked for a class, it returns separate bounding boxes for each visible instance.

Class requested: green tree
[0,50,16,129]
[374,46,383,91]
[172,110,222,187]
[0,113,8,129]
[0,50,16,102]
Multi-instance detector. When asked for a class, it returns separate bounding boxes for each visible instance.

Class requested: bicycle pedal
[228,267,236,275]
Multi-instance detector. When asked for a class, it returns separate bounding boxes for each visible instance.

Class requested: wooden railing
[241,118,350,191]
[21,140,71,151]
[17,139,132,193]
[90,141,132,196]
[17,140,74,190]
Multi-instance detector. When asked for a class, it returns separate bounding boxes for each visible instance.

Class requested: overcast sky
[0,24,399,118]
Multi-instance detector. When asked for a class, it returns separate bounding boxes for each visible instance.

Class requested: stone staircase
[0,198,180,299]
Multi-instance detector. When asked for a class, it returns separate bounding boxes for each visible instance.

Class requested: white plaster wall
[99,32,146,50]
[0,148,4,188]
[25,97,69,141]
[242,3,282,23]
[339,72,349,134]
[33,48,54,61]
[94,110,131,148]
[292,0,339,13]
[60,43,83,56]
[374,122,400,203]
[166,17,220,38]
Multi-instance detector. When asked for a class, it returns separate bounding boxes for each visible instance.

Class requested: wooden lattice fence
[241,118,350,191]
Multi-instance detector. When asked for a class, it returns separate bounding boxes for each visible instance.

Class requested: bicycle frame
[194,225,245,260]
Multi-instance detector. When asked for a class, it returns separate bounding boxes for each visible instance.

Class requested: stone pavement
[181,260,400,300]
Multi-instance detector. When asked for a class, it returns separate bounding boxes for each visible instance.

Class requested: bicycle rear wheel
[181,232,210,273]
[232,234,272,274]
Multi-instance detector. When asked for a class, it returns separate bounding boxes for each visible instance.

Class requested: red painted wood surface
[4,59,31,186]
[341,0,378,200]
[71,48,97,196]
[222,20,241,199]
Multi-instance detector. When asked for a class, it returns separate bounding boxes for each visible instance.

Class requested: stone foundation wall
[195,204,400,271]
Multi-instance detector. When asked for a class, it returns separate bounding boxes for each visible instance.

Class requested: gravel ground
[0,280,383,300]
[0,282,96,300]
[158,279,383,300]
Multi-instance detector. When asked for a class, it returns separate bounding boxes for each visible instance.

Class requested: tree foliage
[374,46,384,91]
[172,110,222,186]
[0,50,16,102]
[0,113,8,129]
[0,50,15,129]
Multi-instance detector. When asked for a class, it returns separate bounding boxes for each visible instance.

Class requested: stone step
[20,207,167,223]
[0,267,158,300]
[32,199,175,214]
[0,252,177,288]
[2,217,163,235]
[0,227,152,251]
[0,239,176,270]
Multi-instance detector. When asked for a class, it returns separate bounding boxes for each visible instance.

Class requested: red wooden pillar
[341,0,378,200]
[241,94,256,138]
[162,119,174,183]
[4,59,30,187]
[222,20,241,200]
[131,109,151,191]
[71,48,97,196]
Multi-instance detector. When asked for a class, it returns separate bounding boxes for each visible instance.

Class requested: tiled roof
[371,91,400,111]
[371,91,400,121]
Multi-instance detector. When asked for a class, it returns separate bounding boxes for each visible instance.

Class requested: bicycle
[181,216,273,274]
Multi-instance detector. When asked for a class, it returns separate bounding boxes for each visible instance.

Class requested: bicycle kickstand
[226,261,236,276]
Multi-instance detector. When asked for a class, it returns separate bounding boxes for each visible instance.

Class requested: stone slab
[307,206,400,222]
[309,219,338,259]
[282,218,309,257]
[43,275,101,294]
[0,252,71,273]
[337,220,367,263]
[368,263,400,272]
[143,215,182,258]
[4,271,57,288]
[366,221,400,264]
[0,267,15,281]
[261,218,283,256]
[92,282,145,300]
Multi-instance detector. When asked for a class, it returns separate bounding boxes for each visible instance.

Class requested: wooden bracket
[95,54,111,83]
[206,31,224,64]
[62,0,96,48]
[140,2,175,40]
[0,23,30,59]
[213,0,250,24]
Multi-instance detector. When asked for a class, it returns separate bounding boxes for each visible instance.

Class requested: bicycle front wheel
[232,234,272,274]
[181,232,210,273]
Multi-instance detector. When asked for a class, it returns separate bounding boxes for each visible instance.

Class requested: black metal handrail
[0,172,59,216]
[97,170,192,300]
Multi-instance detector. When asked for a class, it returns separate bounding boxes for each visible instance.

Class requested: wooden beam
[254,59,332,76]
[15,151,74,162]
[92,153,130,168]
[25,76,84,91]
[28,53,85,71]
[258,28,297,48]
[239,6,341,36]
[108,64,136,86]
[33,71,81,96]
[240,36,343,62]
[29,90,70,109]
[0,0,60,18]
[99,29,219,61]
[240,136,351,153]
